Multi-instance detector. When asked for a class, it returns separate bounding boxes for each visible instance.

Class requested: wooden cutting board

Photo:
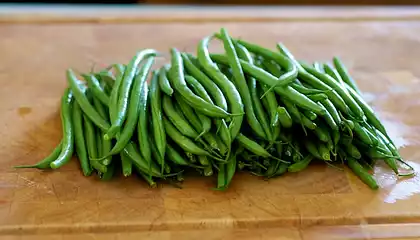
[1,6,420,240]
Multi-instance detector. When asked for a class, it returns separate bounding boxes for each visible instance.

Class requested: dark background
[2,0,420,5]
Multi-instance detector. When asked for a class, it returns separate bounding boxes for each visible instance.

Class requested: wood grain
[1,7,420,240]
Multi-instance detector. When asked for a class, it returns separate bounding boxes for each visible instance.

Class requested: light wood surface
[1,6,420,240]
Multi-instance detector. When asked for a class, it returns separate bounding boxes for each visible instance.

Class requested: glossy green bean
[72,101,92,175]
[163,94,198,139]
[83,73,110,106]
[277,106,293,128]
[106,49,157,139]
[158,65,174,96]
[150,70,166,160]
[67,69,110,131]
[347,157,378,190]
[163,116,211,156]
[300,62,364,119]
[197,37,244,140]
[14,141,63,169]
[137,78,152,165]
[353,122,373,146]
[121,151,132,177]
[182,53,228,111]
[211,54,326,116]
[50,88,75,169]
[219,28,266,139]
[123,142,162,177]
[318,143,330,161]
[304,140,322,159]
[276,43,349,116]
[288,155,313,173]
[333,57,361,94]
[170,48,231,118]
[82,114,107,173]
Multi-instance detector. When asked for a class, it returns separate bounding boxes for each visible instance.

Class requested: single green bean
[121,151,132,177]
[50,88,75,169]
[150,70,166,160]
[277,106,293,128]
[288,155,313,172]
[333,57,361,94]
[158,65,174,96]
[137,78,152,165]
[72,101,92,175]
[347,157,378,190]
[14,141,63,169]
[318,143,331,161]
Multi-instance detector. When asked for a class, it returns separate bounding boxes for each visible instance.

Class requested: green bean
[150,70,166,160]
[301,114,317,130]
[288,155,313,173]
[307,93,328,102]
[174,92,205,139]
[259,85,279,141]
[14,141,63,169]
[277,106,293,128]
[320,99,341,125]
[198,155,210,166]
[162,94,198,139]
[197,37,244,140]
[163,116,211,156]
[211,54,326,116]
[375,131,399,174]
[204,165,213,177]
[182,53,228,111]
[260,83,279,129]
[121,152,132,177]
[97,57,155,160]
[123,142,161,177]
[304,139,322,159]
[276,43,349,114]
[343,83,389,139]
[344,143,362,159]
[236,134,287,163]
[108,63,125,123]
[300,62,364,119]
[158,65,174,96]
[166,144,190,166]
[273,163,290,177]
[235,44,271,141]
[234,39,298,86]
[317,103,338,131]
[71,101,92,175]
[217,164,227,189]
[364,126,379,146]
[249,76,272,140]
[225,151,237,187]
[313,62,324,73]
[50,88,75,169]
[353,122,373,146]
[333,57,361,94]
[82,73,110,106]
[95,70,115,90]
[137,77,152,165]
[303,110,317,121]
[82,114,107,173]
[100,161,115,181]
[318,143,331,161]
[323,63,345,86]
[66,69,110,131]
[170,49,232,119]
[151,138,168,174]
[106,50,157,139]
[291,83,327,95]
[91,96,112,165]
[313,123,330,142]
[138,171,157,188]
[219,28,266,139]
[261,58,283,78]
[347,157,378,190]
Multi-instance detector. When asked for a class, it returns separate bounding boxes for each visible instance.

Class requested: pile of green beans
[16,28,414,190]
